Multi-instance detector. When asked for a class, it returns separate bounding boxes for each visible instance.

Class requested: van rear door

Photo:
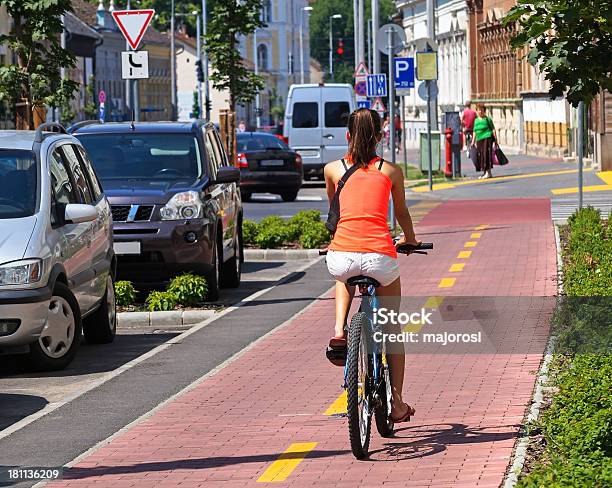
[285,86,322,175]
[321,86,353,165]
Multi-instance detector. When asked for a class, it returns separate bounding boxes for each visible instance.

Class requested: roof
[71,121,207,135]
[0,131,36,151]
[71,0,169,45]
[65,11,102,40]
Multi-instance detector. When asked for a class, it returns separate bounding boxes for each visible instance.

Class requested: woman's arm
[389,166,419,246]
[324,162,337,205]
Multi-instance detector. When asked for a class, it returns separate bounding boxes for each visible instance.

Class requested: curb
[502,223,563,487]
[244,249,321,260]
[117,309,217,328]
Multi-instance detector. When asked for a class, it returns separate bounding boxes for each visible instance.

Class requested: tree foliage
[0,0,78,116]
[205,0,265,111]
[106,1,201,37]
[309,0,396,84]
[504,0,612,106]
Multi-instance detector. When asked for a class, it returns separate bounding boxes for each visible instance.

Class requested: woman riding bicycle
[323,107,420,423]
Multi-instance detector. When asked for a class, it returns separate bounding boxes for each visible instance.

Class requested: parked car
[0,124,115,371]
[236,132,303,202]
[71,121,242,301]
[283,83,355,180]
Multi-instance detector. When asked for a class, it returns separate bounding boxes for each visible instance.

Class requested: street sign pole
[402,95,407,174]
[387,26,396,229]
[578,101,584,209]
[427,80,433,192]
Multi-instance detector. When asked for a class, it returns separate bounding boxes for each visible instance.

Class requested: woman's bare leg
[334,281,355,338]
[377,277,411,418]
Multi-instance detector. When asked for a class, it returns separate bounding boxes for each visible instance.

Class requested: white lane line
[36,265,335,486]
[1,258,323,443]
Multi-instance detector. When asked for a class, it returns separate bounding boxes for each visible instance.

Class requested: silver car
[0,124,115,371]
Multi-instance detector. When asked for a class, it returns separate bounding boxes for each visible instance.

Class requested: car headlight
[160,191,204,221]
[0,259,43,287]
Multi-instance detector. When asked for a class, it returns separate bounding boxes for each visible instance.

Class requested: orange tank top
[329,157,397,258]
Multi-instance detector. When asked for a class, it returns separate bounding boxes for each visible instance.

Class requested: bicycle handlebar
[319,242,433,256]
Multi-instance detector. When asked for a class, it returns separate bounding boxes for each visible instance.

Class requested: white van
[283,84,355,180]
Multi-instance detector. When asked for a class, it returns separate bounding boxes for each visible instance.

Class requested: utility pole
[170,0,176,121]
[426,0,437,130]
[59,14,66,122]
[329,14,341,81]
[300,6,313,84]
[254,29,261,128]
[387,26,396,227]
[578,101,584,209]
[196,13,202,115]
[201,0,210,120]
[358,0,365,65]
[353,2,359,69]
[125,0,132,121]
[367,19,372,70]
[371,0,379,73]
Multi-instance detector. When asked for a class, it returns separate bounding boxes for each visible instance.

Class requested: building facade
[238,0,312,128]
[397,0,470,148]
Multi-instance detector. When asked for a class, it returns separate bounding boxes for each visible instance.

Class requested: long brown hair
[347,108,381,167]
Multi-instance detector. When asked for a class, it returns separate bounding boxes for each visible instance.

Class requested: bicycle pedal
[326,346,346,367]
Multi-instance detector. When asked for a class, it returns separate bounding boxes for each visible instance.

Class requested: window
[0,150,37,219]
[325,101,350,127]
[60,145,93,204]
[49,149,77,226]
[237,133,290,152]
[212,130,230,166]
[204,130,221,177]
[257,44,268,71]
[76,134,203,181]
[262,0,272,22]
[292,102,318,128]
[76,145,103,201]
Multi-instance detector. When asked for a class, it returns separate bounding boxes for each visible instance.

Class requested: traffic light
[205,98,212,114]
[195,59,204,82]
[336,39,344,56]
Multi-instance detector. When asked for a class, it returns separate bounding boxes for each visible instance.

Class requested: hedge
[242,210,330,249]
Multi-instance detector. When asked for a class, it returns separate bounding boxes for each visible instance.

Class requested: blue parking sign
[366,74,387,97]
[394,57,415,89]
[357,100,371,109]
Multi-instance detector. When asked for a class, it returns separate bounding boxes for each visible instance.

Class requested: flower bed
[243,210,330,249]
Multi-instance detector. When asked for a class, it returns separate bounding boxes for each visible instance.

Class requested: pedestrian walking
[237,120,247,133]
[471,104,496,179]
[461,100,477,155]
[394,113,402,153]
[382,115,391,150]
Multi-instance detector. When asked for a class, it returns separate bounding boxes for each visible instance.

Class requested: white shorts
[326,251,400,287]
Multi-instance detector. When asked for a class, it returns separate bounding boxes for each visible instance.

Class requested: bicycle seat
[347,275,381,288]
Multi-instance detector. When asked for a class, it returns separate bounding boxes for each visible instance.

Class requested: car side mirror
[214,166,240,184]
[64,203,98,224]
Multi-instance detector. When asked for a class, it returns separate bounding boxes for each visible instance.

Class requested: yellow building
[138,30,172,122]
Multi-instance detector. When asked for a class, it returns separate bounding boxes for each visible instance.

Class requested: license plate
[298,150,318,158]
[114,241,141,255]
[260,159,284,167]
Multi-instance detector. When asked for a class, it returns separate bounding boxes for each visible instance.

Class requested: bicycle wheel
[374,360,394,437]
[346,311,372,459]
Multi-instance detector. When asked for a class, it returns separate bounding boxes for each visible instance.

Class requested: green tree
[309,0,396,84]
[205,0,265,111]
[0,0,78,128]
[504,0,612,106]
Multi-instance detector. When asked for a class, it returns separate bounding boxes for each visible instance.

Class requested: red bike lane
[48,198,557,488]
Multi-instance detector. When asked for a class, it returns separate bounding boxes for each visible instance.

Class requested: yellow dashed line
[323,390,347,416]
[423,296,445,308]
[438,277,456,288]
[475,224,489,230]
[470,232,482,239]
[449,263,465,272]
[257,442,318,482]
[457,250,472,259]
[464,241,477,248]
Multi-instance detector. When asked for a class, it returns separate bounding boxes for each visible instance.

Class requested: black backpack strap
[325,162,361,233]
[377,158,384,170]
[336,162,360,190]
[341,158,348,171]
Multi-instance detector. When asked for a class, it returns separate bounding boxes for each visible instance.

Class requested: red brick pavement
[48,198,557,487]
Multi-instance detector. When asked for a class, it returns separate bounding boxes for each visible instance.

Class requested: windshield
[0,150,37,219]
[237,134,290,152]
[77,134,203,181]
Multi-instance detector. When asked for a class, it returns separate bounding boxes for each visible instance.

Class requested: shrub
[114,280,137,307]
[167,273,208,306]
[299,220,330,249]
[255,215,287,248]
[145,291,177,311]
[242,219,258,245]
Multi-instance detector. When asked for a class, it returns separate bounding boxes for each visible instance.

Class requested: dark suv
[71,121,242,300]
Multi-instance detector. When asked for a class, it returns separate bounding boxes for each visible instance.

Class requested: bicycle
[322,242,433,459]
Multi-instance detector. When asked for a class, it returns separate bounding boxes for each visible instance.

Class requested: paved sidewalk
[47,198,557,488]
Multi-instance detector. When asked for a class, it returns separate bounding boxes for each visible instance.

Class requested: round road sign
[377,23,406,56]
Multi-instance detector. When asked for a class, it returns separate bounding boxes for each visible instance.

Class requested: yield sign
[112,9,155,50]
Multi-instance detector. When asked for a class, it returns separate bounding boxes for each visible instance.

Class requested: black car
[236,132,303,202]
[70,121,243,301]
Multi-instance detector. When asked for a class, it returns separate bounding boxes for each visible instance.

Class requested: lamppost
[299,6,313,84]
[201,0,210,120]
[328,14,341,82]
[175,11,201,118]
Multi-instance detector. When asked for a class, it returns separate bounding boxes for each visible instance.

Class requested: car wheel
[280,190,298,202]
[27,282,81,371]
[220,223,242,288]
[206,236,221,301]
[83,274,117,344]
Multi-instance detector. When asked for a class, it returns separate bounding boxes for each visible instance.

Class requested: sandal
[389,403,416,423]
